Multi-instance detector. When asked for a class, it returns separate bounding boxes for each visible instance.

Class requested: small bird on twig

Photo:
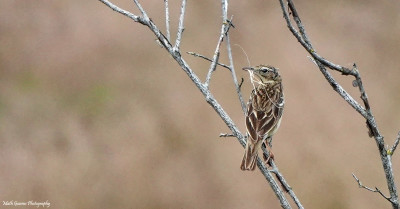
[241,65,284,171]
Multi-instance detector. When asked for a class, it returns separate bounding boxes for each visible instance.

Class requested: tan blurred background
[1,0,400,208]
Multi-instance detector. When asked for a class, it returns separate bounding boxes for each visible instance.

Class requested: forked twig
[352,173,390,200]
[204,16,234,88]
[133,0,147,19]
[174,0,187,50]
[388,131,400,156]
[280,0,398,207]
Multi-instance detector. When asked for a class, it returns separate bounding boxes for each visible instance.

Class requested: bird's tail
[240,139,258,171]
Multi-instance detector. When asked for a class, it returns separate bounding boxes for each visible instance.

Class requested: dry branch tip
[352,173,391,201]
[388,131,400,156]
[219,133,236,137]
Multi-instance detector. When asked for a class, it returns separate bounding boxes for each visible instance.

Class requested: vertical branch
[164,0,171,41]
[286,0,312,47]
[204,51,220,88]
[174,0,187,51]
[132,0,148,19]
[225,31,246,113]
[204,18,232,88]
[221,0,246,114]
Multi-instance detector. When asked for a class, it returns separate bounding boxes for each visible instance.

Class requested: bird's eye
[260,68,268,73]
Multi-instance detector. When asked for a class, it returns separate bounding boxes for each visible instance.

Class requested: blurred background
[1,0,400,208]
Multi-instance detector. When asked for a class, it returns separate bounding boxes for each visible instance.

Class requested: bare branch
[219,133,236,137]
[174,0,187,50]
[281,0,399,207]
[221,4,246,113]
[100,0,399,208]
[262,145,304,209]
[280,0,356,76]
[286,0,311,46]
[132,0,147,18]
[352,174,391,201]
[99,0,142,23]
[204,52,220,87]
[393,132,400,154]
[164,0,170,41]
[100,1,303,208]
[352,65,370,110]
[271,162,304,209]
[204,17,233,88]
[388,132,400,156]
[187,52,231,70]
[255,158,292,209]
[308,57,368,118]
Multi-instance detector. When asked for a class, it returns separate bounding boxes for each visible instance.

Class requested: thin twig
[187,52,231,70]
[307,57,368,118]
[280,0,356,76]
[204,52,220,88]
[352,64,370,110]
[286,0,311,47]
[352,174,391,200]
[221,9,246,113]
[174,0,187,51]
[388,132,400,156]
[262,146,304,209]
[204,17,233,88]
[351,64,382,142]
[132,0,148,19]
[164,0,170,41]
[219,133,236,137]
[238,78,244,89]
[253,155,291,208]
[99,0,141,22]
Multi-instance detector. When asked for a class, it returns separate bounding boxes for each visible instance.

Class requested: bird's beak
[242,67,254,71]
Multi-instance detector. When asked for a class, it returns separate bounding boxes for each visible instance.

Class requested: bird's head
[243,65,281,85]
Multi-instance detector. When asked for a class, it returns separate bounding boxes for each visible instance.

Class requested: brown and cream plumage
[241,65,284,171]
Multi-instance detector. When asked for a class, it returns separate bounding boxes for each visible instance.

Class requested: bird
[241,65,284,171]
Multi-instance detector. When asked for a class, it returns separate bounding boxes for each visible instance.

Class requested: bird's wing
[248,84,284,140]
